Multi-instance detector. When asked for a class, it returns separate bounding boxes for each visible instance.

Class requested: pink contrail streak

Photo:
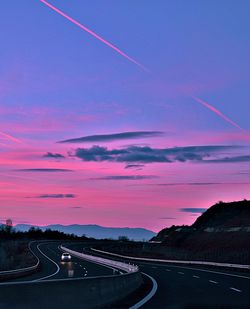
[0,131,21,143]
[192,96,244,131]
[40,0,149,72]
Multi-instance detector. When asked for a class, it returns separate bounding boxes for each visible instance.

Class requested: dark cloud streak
[90,175,158,180]
[72,145,239,164]
[180,208,207,213]
[32,194,76,199]
[58,131,164,144]
[43,152,65,159]
[16,168,73,172]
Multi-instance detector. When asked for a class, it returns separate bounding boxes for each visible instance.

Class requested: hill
[152,200,250,242]
[14,224,155,241]
[192,199,250,230]
[121,200,250,264]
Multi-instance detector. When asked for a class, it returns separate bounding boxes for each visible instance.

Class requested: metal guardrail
[60,245,139,273]
[91,248,250,270]
[0,241,40,280]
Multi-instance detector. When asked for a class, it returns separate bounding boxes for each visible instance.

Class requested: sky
[0,0,250,232]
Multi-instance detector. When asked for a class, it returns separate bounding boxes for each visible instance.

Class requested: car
[61,252,71,261]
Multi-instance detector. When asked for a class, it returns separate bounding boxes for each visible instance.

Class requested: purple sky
[1,0,250,232]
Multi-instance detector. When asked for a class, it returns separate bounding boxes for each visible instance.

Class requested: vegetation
[0,240,36,271]
[0,224,88,271]
[98,200,250,265]
[192,199,250,229]
[0,224,88,240]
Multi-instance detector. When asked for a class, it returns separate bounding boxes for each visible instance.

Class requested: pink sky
[1,1,250,232]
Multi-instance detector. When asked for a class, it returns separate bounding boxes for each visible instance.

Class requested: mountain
[14,224,155,241]
[148,200,250,264]
[192,199,250,230]
[152,200,250,242]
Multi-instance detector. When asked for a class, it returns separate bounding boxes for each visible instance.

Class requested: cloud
[57,131,164,144]
[43,152,65,159]
[154,182,224,186]
[203,155,250,163]
[32,194,76,199]
[180,208,207,213]
[70,206,82,209]
[125,164,144,169]
[159,217,177,220]
[72,145,238,164]
[90,175,158,180]
[16,168,73,172]
[129,182,249,188]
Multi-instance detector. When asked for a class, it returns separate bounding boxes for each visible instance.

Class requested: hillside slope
[142,200,250,264]
[192,199,250,230]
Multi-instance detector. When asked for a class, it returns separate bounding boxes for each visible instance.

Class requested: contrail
[192,96,244,131]
[40,0,149,72]
[40,0,243,131]
[0,131,21,143]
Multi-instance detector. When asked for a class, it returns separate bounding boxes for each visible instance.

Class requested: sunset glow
[1,1,250,232]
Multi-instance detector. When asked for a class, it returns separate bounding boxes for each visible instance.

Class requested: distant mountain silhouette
[14,224,155,241]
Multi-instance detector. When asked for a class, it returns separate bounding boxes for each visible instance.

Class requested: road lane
[7,241,113,283]
[83,247,250,308]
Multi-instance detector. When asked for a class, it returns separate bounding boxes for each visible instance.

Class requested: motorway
[10,241,114,282]
[0,241,123,309]
[72,245,250,308]
[1,241,250,308]
[138,262,250,308]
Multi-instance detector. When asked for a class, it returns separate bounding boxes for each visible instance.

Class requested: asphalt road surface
[9,241,113,282]
[74,245,250,309]
[1,241,250,308]
[0,241,125,309]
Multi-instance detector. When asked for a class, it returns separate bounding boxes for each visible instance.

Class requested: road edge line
[129,272,158,309]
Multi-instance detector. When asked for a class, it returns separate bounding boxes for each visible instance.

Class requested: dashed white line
[152,267,157,269]
[178,272,184,275]
[193,275,200,279]
[209,280,218,284]
[230,287,242,293]
[165,269,171,272]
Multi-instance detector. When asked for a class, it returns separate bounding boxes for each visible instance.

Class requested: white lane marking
[129,272,158,309]
[165,269,171,272]
[209,280,218,284]
[137,262,250,280]
[61,247,117,274]
[152,267,157,269]
[178,272,184,275]
[91,249,250,280]
[230,287,242,293]
[33,243,60,282]
[193,275,200,279]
